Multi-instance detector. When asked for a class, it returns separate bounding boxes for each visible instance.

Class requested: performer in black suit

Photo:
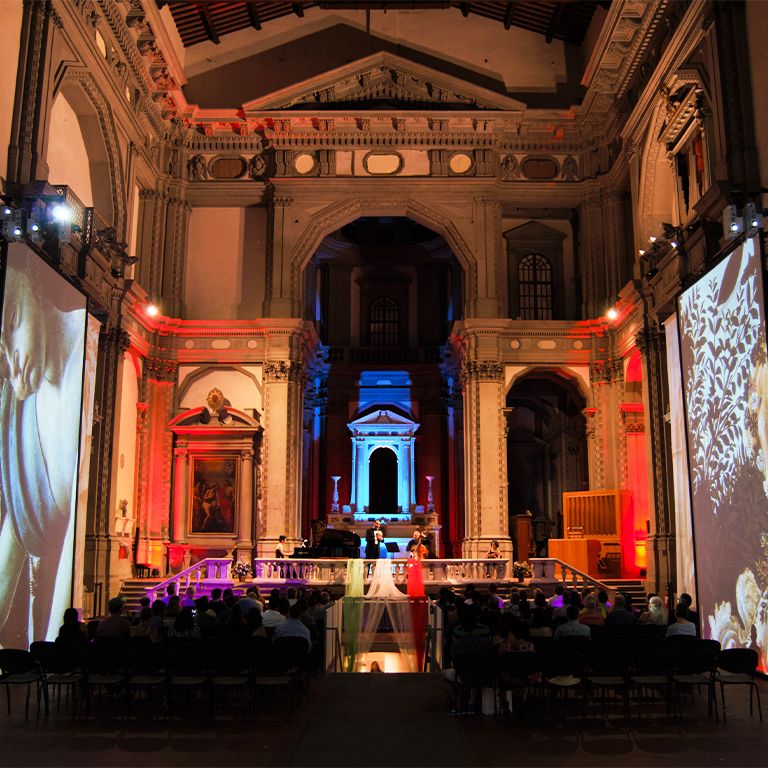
[365,520,385,559]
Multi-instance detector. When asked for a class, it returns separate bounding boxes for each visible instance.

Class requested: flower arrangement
[512,561,532,579]
[232,561,252,580]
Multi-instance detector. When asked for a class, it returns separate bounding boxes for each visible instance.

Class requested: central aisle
[286,673,471,767]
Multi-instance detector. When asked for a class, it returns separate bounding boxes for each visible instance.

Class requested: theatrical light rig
[0,196,78,245]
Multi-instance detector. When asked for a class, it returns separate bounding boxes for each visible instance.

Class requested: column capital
[459,360,504,388]
[263,360,306,384]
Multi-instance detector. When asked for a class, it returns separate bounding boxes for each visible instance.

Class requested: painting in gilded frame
[189,456,238,534]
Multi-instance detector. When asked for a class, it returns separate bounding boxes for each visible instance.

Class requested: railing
[146,557,232,602]
[252,557,508,586]
[529,557,614,596]
[324,599,343,673]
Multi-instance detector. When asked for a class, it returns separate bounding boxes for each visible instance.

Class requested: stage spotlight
[671,239,679,248]
[1,207,25,242]
[744,202,763,237]
[50,203,72,223]
[606,307,619,321]
[145,303,159,318]
[648,235,657,243]
[638,248,646,256]
[723,204,743,238]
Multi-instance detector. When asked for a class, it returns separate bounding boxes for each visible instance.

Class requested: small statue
[561,155,579,181]
[188,154,207,181]
[501,154,521,181]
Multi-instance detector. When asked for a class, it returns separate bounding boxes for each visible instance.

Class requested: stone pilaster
[459,359,511,557]
[163,197,191,317]
[236,448,255,560]
[588,357,624,489]
[469,196,505,318]
[259,359,306,554]
[636,324,674,593]
[262,187,296,317]
[578,191,606,319]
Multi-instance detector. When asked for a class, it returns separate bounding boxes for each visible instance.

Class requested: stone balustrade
[529,557,614,596]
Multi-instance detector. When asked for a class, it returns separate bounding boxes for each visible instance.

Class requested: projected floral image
[679,237,768,670]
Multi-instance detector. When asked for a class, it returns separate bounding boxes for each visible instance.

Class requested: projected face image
[0,245,86,648]
[679,238,768,671]
[1,264,47,399]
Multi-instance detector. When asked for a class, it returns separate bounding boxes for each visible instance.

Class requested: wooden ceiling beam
[246,0,262,30]
[503,2,517,31]
[198,2,220,44]
[545,2,566,43]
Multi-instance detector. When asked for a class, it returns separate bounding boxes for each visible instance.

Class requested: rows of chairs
[452,635,763,722]
[0,636,311,722]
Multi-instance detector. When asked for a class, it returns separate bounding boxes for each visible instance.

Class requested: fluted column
[171,447,188,544]
[237,448,255,559]
[588,358,624,489]
[460,360,512,558]
[259,360,306,554]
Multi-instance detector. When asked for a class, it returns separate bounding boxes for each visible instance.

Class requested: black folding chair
[629,648,673,719]
[584,648,631,721]
[209,648,251,718]
[124,648,167,717]
[251,649,300,716]
[81,648,125,717]
[497,651,543,716]
[38,647,82,716]
[714,648,762,722]
[0,649,47,721]
[167,648,208,717]
[541,650,586,719]
[671,647,716,719]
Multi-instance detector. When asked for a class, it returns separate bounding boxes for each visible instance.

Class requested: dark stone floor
[0,672,764,767]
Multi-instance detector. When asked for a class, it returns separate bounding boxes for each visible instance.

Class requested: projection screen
[678,236,768,671]
[0,242,88,647]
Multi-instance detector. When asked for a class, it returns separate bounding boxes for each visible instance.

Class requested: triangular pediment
[348,408,420,435]
[242,52,525,113]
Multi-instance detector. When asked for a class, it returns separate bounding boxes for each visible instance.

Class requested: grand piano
[290,528,361,559]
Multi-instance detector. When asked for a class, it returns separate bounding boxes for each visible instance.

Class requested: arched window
[369,297,399,347]
[518,253,552,320]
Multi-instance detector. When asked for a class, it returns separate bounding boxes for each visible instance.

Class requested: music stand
[385,542,401,557]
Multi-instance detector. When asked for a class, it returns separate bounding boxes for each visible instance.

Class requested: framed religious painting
[189,456,239,534]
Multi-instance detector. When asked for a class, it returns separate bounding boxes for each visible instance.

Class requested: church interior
[0,0,767,761]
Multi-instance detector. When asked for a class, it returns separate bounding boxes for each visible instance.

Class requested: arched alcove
[369,447,398,516]
[47,92,94,207]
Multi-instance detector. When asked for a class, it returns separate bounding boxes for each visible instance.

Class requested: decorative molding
[145,356,178,382]
[263,360,306,384]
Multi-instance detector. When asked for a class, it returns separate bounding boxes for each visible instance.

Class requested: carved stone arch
[505,364,590,403]
[55,70,126,233]
[176,364,264,411]
[288,196,476,314]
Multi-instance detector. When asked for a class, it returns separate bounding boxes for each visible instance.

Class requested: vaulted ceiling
[159,1,609,48]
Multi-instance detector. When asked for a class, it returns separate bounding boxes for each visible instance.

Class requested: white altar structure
[347,409,419,519]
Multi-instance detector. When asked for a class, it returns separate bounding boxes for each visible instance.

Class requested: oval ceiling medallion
[449,153,473,175]
[521,156,559,180]
[209,156,247,179]
[363,152,403,175]
[294,153,317,175]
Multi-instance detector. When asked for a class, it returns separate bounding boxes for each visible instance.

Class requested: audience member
[58,607,87,640]
[666,603,697,638]
[131,607,154,638]
[209,587,225,615]
[273,603,312,651]
[195,596,220,630]
[168,607,201,639]
[578,593,606,625]
[181,586,197,608]
[223,604,250,639]
[605,593,636,626]
[486,584,504,610]
[262,597,287,629]
[548,584,565,608]
[162,583,177,604]
[553,605,591,640]
[450,607,493,715]
[675,593,700,632]
[239,588,262,615]
[638,595,667,625]
[97,597,131,639]
[247,606,268,640]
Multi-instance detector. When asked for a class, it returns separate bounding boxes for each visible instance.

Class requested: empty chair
[167,648,208,716]
[0,649,47,721]
[81,648,124,716]
[671,647,717,719]
[630,649,674,718]
[714,648,762,722]
[251,649,300,716]
[209,648,251,718]
[541,650,586,717]
[497,651,543,716]
[584,649,631,721]
[38,647,82,715]
[124,648,166,716]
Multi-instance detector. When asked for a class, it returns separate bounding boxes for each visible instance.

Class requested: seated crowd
[61,584,336,655]
[439,583,702,714]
